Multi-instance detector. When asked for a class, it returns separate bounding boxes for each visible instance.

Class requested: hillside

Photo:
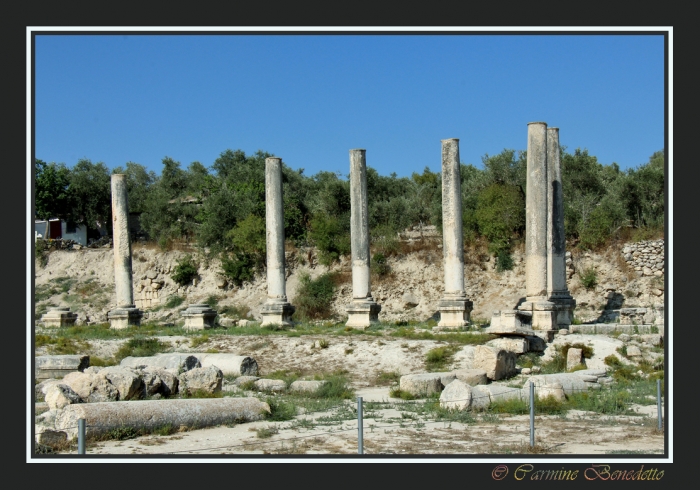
[33,231,665,328]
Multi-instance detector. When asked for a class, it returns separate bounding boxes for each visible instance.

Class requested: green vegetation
[171,254,198,286]
[114,337,170,362]
[424,345,460,371]
[579,267,598,290]
[293,272,338,320]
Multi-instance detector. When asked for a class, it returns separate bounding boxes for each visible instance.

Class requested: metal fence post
[529,382,535,447]
[657,379,663,431]
[357,396,363,454]
[78,418,86,455]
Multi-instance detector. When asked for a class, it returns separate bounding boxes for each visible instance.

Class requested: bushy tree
[67,159,112,232]
[474,183,525,265]
[111,161,156,214]
[35,159,71,221]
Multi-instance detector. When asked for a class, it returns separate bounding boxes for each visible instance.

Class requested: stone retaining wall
[622,239,664,277]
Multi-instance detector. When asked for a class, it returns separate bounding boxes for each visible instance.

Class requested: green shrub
[579,267,598,290]
[221,252,258,286]
[293,272,337,320]
[370,253,391,276]
[171,254,198,286]
[389,388,416,400]
[265,397,297,421]
[309,214,350,265]
[424,345,459,372]
[604,354,622,367]
[495,248,514,272]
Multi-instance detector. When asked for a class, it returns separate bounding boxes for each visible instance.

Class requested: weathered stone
[54,398,271,440]
[35,355,90,380]
[45,384,83,410]
[233,375,260,387]
[181,303,218,330]
[35,427,68,447]
[178,366,223,395]
[100,366,144,400]
[139,367,179,397]
[399,373,443,397]
[193,354,259,376]
[36,378,62,399]
[41,307,78,328]
[537,382,566,402]
[523,373,589,396]
[121,354,201,373]
[402,292,419,309]
[451,369,488,386]
[470,385,492,410]
[289,380,328,393]
[439,380,472,411]
[626,345,642,357]
[526,336,548,352]
[261,157,295,327]
[62,371,119,403]
[253,379,287,392]
[478,383,525,404]
[486,337,528,354]
[566,348,584,371]
[472,345,517,381]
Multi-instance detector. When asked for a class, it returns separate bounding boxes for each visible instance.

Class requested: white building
[34,219,88,246]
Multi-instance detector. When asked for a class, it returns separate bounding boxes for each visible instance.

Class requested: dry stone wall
[621,239,664,277]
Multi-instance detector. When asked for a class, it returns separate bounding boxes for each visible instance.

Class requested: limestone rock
[566,348,584,371]
[121,354,201,373]
[472,345,517,381]
[100,366,144,401]
[233,375,260,387]
[439,380,472,411]
[289,380,328,393]
[451,368,488,386]
[626,345,642,357]
[469,385,492,410]
[193,354,259,377]
[537,382,566,402]
[45,384,83,410]
[399,373,443,397]
[178,366,223,395]
[253,379,287,392]
[62,371,119,403]
[486,337,528,354]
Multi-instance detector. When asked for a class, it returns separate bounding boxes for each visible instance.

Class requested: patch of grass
[180,389,224,399]
[375,371,401,386]
[190,334,210,348]
[164,295,185,309]
[488,397,529,415]
[540,343,594,374]
[218,303,250,318]
[264,370,300,387]
[310,372,354,400]
[265,397,297,421]
[425,345,459,372]
[318,338,329,349]
[389,388,417,400]
[517,352,542,369]
[255,426,279,439]
[171,254,198,286]
[204,295,220,309]
[114,337,170,362]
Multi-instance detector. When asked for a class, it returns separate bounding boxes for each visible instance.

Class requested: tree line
[35,146,664,279]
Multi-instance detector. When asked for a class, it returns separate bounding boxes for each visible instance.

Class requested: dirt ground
[38,332,666,458]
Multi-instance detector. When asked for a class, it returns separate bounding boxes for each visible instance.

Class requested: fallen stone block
[190,353,259,377]
[45,384,83,410]
[472,345,517,381]
[253,379,287,392]
[99,366,144,401]
[233,376,260,387]
[121,354,201,373]
[486,337,528,354]
[35,355,90,380]
[566,348,584,371]
[470,385,492,410]
[289,380,328,393]
[399,373,443,397]
[54,397,271,439]
[178,366,223,395]
[439,380,472,411]
[62,371,119,403]
[522,373,589,397]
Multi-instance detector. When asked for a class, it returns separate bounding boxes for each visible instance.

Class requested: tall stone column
[346,149,381,329]
[546,127,576,327]
[437,138,472,329]
[260,157,295,327]
[108,174,142,329]
[518,122,556,334]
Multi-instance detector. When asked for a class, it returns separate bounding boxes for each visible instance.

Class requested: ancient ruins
[345,149,382,328]
[107,174,143,329]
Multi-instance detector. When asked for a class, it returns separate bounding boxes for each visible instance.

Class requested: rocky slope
[33,234,666,327]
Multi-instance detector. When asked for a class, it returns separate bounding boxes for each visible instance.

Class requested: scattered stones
[253,379,287,392]
[472,345,517,381]
[178,366,223,395]
[439,380,472,410]
[45,384,83,410]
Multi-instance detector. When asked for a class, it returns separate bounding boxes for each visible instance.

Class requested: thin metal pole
[78,418,86,455]
[529,382,535,447]
[357,396,363,454]
[657,379,662,431]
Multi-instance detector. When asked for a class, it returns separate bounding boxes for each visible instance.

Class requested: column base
[108,305,143,330]
[181,304,218,331]
[346,300,381,330]
[549,294,577,329]
[260,302,295,327]
[437,297,473,329]
[518,300,558,331]
[40,307,78,328]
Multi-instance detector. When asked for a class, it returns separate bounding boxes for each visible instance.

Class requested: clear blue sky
[34,31,665,179]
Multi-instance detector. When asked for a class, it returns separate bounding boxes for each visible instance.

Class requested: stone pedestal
[346,149,381,329]
[107,305,143,330]
[181,304,218,330]
[437,295,473,330]
[261,301,296,328]
[345,300,381,329]
[551,296,577,329]
[518,300,557,341]
[40,307,78,328]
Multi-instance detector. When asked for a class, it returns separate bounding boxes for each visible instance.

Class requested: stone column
[108,174,142,329]
[518,122,555,334]
[546,127,576,328]
[260,157,295,327]
[345,149,381,328]
[437,138,472,329]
